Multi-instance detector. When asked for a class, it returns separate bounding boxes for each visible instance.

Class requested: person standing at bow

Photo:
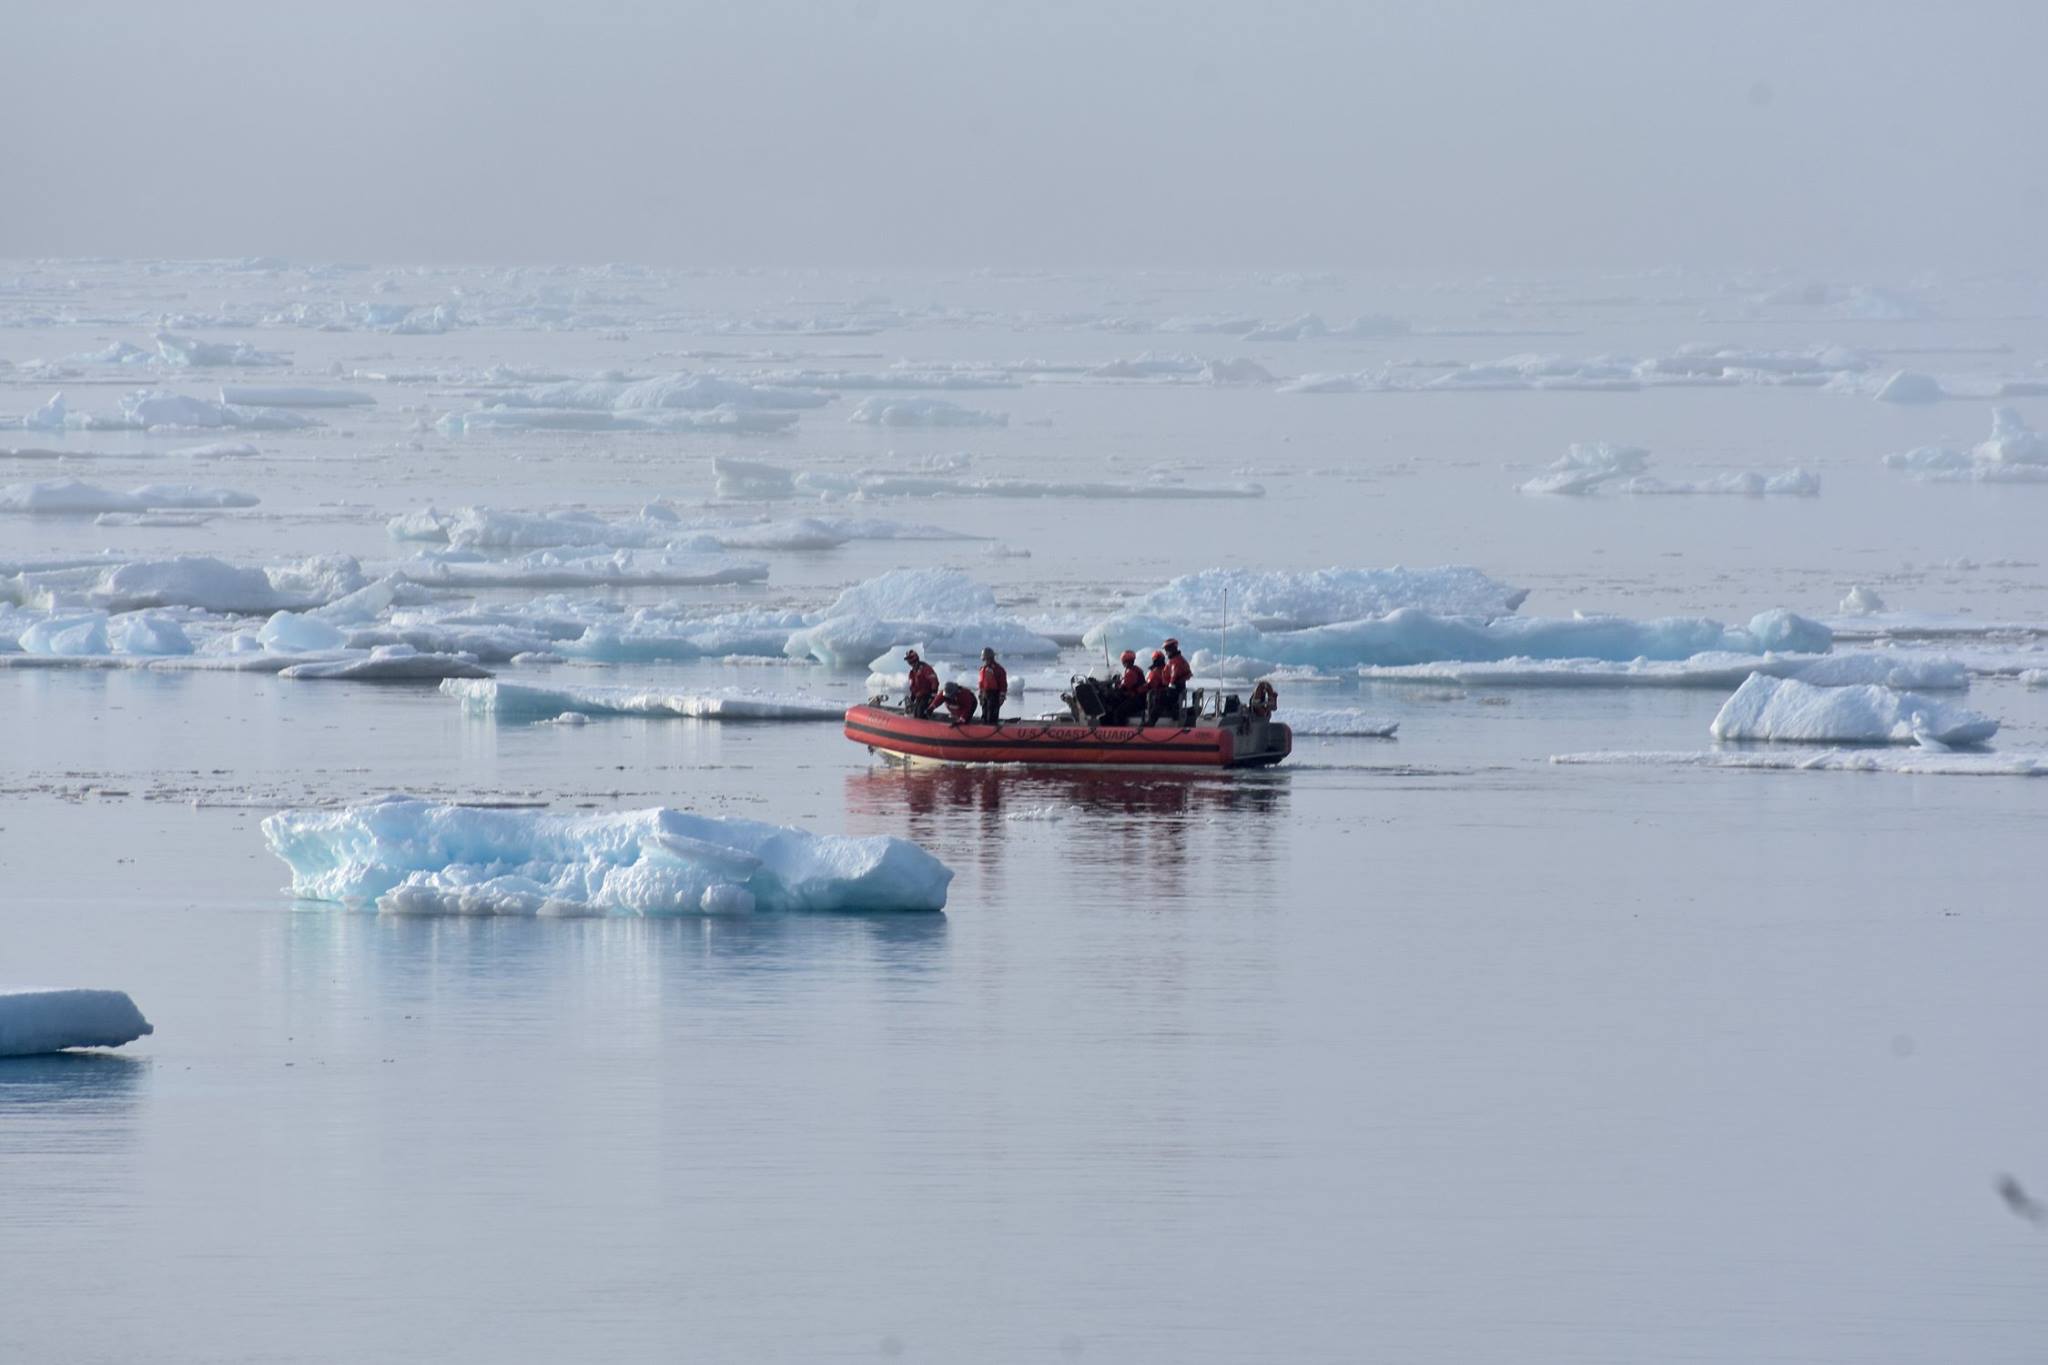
[977,647,1008,727]
[904,649,940,719]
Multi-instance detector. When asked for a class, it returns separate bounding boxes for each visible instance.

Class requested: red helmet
[1120,649,1136,665]
[1151,651,1165,665]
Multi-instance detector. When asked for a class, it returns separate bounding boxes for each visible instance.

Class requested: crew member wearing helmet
[1161,638,1193,722]
[941,680,978,722]
[976,647,1008,727]
[1142,649,1171,727]
[1112,648,1146,723]
[904,649,941,719]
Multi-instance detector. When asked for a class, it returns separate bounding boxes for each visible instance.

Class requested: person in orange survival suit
[904,649,941,719]
[1160,637,1193,722]
[1110,648,1146,723]
[940,680,978,722]
[1141,650,1170,727]
[976,647,1008,727]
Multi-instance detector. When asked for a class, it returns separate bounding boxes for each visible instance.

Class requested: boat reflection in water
[842,763,1292,905]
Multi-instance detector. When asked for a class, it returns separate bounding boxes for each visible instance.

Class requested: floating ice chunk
[259,611,348,653]
[713,457,797,499]
[1839,585,1886,615]
[155,332,286,367]
[110,390,316,432]
[1519,442,1651,495]
[783,568,1058,668]
[1243,314,1327,342]
[1976,406,2048,466]
[1282,710,1399,737]
[25,392,66,430]
[261,796,952,914]
[1745,608,1832,654]
[1090,605,1826,672]
[757,366,1018,390]
[847,395,1007,428]
[1552,749,2048,778]
[172,440,261,459]
[1708,673,1996,746]
[1201,357,1276,385]
[1874,370,1944,403]
[397,548,769,590]
[281,646,491,681]
[86,554,365,613]
[217,385,374,408]
[0,480,258,514]
[109,612,194,656]
[2023,669,2047,688]
[443,679,840,721]
[438,404,799,435]
[1084,353,1204,380]
[1277,372,1365,394]
[1128,566,1530,632]
[1618,468,1819,496]
[0,989,153,1056]
[19,612,109,655]
[1356,649,1963,690]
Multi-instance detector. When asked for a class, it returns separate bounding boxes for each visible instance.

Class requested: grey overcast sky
[4,0,2043,269]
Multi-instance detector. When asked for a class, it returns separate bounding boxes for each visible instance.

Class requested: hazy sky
[5,0,2043,268]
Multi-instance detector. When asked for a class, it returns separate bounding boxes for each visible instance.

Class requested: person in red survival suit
[1111,648,1146,723]
[976,647,1008,726]
[904,649,940,719]
[1141,650,1170,727]
[1161,637,1193,721]
[941,680,978,722]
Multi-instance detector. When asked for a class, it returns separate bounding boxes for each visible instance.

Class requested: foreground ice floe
[442,678,841,721]
[0,989,153,1056]
[1552,749,2048,778]
[1708,673,1997,745]
[1355,650,1967,689]
[262,796,952,914]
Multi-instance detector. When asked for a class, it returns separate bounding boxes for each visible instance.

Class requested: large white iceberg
[1708,673,1997,745]
[1128,566,1530,631]
[85,555,367,613]
[262,797,952,914]
[0,989,153,1056]
[443,678,841,721]
[1519,443,1650,495]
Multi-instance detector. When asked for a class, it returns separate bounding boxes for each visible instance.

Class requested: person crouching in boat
[977,647,1008,726]
[905,650,941,719]
[1142,650,1171,726]
[941,680,978,723]
[1161,638,1193,721]
[1109,648,1146,723]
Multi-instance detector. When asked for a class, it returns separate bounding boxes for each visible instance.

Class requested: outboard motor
[1065,674,1111,722]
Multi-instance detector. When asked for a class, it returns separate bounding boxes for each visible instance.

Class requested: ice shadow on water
[0,1053,145,1115]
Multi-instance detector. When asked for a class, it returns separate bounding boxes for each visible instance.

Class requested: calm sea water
[5,267,2048,1361]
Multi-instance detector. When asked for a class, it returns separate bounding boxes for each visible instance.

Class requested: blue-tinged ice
[0,989,153,1056]
[261,797,952,915]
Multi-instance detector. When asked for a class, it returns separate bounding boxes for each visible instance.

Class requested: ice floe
[1279,710,1400,737]
[262,796,952,914]
[785,568,1058,668]
[1708,673,1997,746]
[1520,443,1814,496]
[1551,749,2048,778]
[1355,650,1967,690]
[0,480,258,514]
[442,678,841,721]
[280,645,491,681]
[397,548,769,590]
[0,989,153,1056]
[1126,566,1530,631]
[1882,407,2048,483]
[847,395,1008,428]
[154,332,286,367]
[217,385,374,408]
